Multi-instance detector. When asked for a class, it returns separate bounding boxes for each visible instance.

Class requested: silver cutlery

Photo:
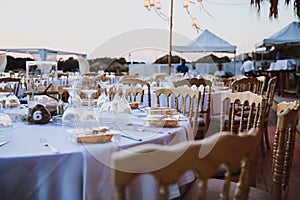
[40,138,59,153]
[0,140,9,147]
[121,133,142,141]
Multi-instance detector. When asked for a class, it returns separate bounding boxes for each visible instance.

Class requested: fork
[40,137,60,153]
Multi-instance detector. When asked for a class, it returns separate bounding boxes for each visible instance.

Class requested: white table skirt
[0,123,84,200]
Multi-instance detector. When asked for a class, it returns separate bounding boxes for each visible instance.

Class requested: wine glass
[64,87,81,108]
[62,105,82,143]
[110,84,131,113]
[81,88,97,107]
[0,109,12,145]
[0,82,7,91]
[97,88,108,108]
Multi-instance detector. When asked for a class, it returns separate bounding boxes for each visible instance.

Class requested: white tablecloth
[269,59,296,70]
[0,108,194,200]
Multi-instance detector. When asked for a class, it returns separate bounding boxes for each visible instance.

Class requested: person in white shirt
[190,64,200,77]
[240,56,256,77]
[214,63,226,77]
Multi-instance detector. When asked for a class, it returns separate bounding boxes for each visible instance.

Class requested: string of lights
[205,0,250,6]
[143,0,250,75]
[144,0,253,31]
[185,7,202,32]
[198,1,215,20]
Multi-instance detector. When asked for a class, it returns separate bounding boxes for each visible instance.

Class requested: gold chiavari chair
[194,78,212,139]
[112,128,271,200]
[58,72,69,84]
[173,78,190,88]
[220,91,266,159]
[0,87,13,93]
[155,86,200,136]
[172,78,212,139]
[272,100,300,200]
[231,77,259,93]
[82,76,97,88]
[154,74,167,87]
[220,91,265,132]
[230,75,247,81]
[213,77,233,88]
[124,86,144,106]
[121,74,140,80]
[0,77,21,97]
[81,76,99,99]
[118,78,151,107]
[217,91,266,186]
[106,85,117,101]
[95,74,111,82]
[262,77,277,151]
[256,75,266,95]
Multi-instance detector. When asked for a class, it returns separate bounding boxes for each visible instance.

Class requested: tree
[251,0,300,18]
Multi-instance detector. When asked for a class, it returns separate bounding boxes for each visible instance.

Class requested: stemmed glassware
[56,86,65,116]
[62,86,82,142]
[0,82,7,91]
[110,84,131,113]
[81,88,97,108]
[0,83,9,109]
[97,88,108,108]
[63,86,81,108]
[0,102,12,145]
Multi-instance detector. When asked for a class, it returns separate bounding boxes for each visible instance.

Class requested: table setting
[0,81,195,199]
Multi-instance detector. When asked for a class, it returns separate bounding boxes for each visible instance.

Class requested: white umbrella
[78,56,90,74]
[0,53,7,73]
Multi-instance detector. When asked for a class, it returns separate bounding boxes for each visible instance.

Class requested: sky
[0,0,298,62]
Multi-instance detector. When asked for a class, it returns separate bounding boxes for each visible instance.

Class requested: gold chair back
[173,79,190,87]
[196,79,212,139]
[257,76,266,95]
[0,87,13,93]
[231,77,259,93]
[124,86,144,105]
[58,73,69,84]
[220,91,266,134]
[155,86,200,135]
[119,78,151,107]
[154,74,167,87]
[272,101,300,200]
[262,77,277,150]
[112,128,262,200]
[0,77,21,97]
[173,78,212,139]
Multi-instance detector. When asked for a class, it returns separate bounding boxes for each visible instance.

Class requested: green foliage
[5,56,34,72]
[58,57,79,72]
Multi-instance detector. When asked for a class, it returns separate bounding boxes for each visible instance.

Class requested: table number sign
[27,104,51,124]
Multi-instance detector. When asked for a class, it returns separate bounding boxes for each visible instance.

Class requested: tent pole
[234,52,236,75]
[168,0,174,75]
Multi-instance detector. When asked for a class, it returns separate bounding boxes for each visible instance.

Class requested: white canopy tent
[0,48,87,61]
[173,29,237,54]
[0,48,89,73]
[173,29,237,75]
[255,21,300,48]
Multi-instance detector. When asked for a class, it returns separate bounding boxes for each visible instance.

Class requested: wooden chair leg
[195,130,204,140]
[260,130,265,157]
[264,121,271,150]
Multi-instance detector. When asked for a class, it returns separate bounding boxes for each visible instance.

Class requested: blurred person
[176,59,189,75]
[275,50,285,61]
[190,64,200,77]
[240,56,256,77]
[214,63,226,77]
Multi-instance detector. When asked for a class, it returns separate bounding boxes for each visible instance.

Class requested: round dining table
[0,106,194,200]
